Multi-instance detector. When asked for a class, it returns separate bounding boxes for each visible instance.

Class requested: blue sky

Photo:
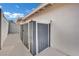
[0,3,40,21]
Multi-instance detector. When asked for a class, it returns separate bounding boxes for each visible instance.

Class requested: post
[0,8,1,50]
[50,20,52,47]
[28,22,30,51]
[36,22,38,55]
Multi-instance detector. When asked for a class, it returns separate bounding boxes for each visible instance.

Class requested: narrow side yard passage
[0,33,32,56]
[0,33,67,56]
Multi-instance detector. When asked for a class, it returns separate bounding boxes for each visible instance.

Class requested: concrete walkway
[36,47,67,56]
[0,33,67,56]
[0,33,32,56]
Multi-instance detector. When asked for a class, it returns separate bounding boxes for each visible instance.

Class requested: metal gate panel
[33,21,36,55]
[23,24,29,49]
[29,21,36,55]
[29,22,33,54]
[20,25,23,42]
[21,21,50,55]
[38,23,49,53]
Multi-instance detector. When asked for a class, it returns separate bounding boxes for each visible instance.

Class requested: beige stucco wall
[1,15,9,48]
[25,3,79,55]
[50,4,79,56]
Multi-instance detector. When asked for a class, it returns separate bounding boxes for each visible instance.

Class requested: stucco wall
[26,4,79,55]
[1,14,9,48]
[50,4,79,56]
[9,22,20,33]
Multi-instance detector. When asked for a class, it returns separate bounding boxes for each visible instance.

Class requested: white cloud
[4,12,24,19]
[9,13,24,18]
[0,5,2,8]
[25,8,35,14]
[4,12,11,15]
[32,8,35,11]
[16,5,20,8]
[25,9,32,13]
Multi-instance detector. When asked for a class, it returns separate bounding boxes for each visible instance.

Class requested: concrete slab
[0,33,32,56]
[0,33,67,56]
[36,47,66,56]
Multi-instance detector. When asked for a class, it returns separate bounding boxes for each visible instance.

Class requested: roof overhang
[16,3,51,25]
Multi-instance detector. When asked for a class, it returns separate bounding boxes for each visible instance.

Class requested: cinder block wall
[9,21,20,33]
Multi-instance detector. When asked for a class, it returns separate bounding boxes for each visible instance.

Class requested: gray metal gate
[20,25,23,42]
[29,21,36,55]
[20,21,50,55]
[22,24,29,49]
[38,23,49,53]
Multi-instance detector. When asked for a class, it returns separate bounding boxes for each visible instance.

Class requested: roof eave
[22,3,49,20]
